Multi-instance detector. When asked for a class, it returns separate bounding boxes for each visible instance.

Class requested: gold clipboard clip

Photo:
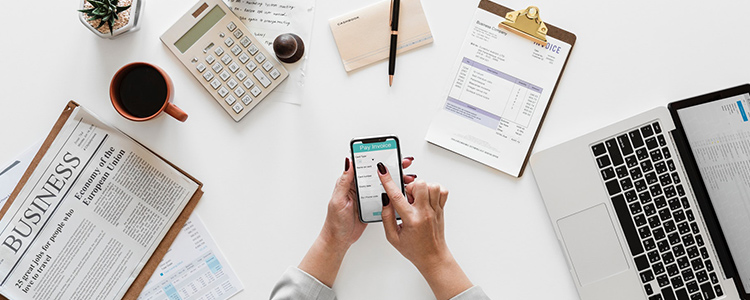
[499,6,548,46]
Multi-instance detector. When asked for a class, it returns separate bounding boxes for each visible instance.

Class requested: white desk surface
[2,0,750,299]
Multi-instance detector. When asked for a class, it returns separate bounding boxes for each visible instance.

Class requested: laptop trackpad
[558,204,629,286]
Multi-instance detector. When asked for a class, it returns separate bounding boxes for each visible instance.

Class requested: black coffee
[118,65,168,118]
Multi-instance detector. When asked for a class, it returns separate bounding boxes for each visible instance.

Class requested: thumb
[381,193,399,245]
[333,158,354,199]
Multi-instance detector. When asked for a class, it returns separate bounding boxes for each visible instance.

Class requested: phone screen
[351,137,403,223]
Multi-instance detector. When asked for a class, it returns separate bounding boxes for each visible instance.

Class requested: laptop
[530,84,750,300]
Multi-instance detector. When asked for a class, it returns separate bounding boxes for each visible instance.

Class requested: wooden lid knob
[273,33,305,63]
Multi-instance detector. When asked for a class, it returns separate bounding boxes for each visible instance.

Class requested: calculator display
[175,5,226,53]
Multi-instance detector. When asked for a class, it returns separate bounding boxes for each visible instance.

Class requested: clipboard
[425,0,576,177]
[480,1,577,51]
[0,101,204,300]
[484,0,577,177]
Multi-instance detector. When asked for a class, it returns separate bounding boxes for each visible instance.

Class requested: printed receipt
[138,215,243,300]
[224,0,315,105]
[426,7,571,177]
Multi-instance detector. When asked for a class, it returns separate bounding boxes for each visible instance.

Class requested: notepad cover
[329,0,434,72]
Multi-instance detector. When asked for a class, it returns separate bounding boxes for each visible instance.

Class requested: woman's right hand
[376,162,473,300]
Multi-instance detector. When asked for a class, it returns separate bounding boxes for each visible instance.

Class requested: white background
[1,0,749,299]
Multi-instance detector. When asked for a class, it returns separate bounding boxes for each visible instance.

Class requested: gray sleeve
[450,286,491,300]
[269,267,338,300]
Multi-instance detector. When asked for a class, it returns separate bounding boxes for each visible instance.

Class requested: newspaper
[0,106,199,300]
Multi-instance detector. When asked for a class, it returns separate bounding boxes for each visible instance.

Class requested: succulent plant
[78,0,131,35]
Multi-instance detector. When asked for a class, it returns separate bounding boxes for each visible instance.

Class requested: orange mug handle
[165,103,188,122]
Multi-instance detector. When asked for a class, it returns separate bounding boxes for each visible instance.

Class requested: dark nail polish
[377,162,387,175]
[345,157,350,171]
[405,156,415,161]
[406,174,417,178]
[381,193,390,206]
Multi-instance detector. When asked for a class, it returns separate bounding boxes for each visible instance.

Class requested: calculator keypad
[229,62,240,73]
[240,37,251,47]
[225,95,236,105]
[231,45,242,56]
[269,69,280,79]
[221,54,232,65]
[246,62,257,72]
[238,53,250,64]
[253,70,271,88]
[210,79,221,89]
[243,79,254,89]
[232,103,243,113]
[220,70,231,81]
[227,78,238,89]
[234,87,245,97]
[241,95,252,105]
[247,44,259,55]
[250,86,261,97]
[174,6,288,122]
[218,87,229,97]
[262,61,273,71]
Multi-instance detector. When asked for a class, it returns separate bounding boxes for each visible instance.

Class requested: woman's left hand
[299,156,416,287]
[320,156,416,249]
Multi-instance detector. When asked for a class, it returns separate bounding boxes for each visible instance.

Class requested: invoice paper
[426,7,571,177]
[138,215,243,300]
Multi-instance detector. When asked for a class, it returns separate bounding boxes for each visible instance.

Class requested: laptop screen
[676,93,750,291]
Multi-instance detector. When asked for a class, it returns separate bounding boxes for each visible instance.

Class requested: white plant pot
[79,0,143,39]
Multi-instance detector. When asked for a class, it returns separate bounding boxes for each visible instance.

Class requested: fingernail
[381,193,390,206]
[377,162,387,175]
[345,157,350,171]
[405,156,415,161]
[406,174,417,178]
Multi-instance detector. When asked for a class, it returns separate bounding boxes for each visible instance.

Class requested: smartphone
[350,136,405,223]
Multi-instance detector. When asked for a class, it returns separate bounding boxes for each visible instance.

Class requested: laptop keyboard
[591,121,724,300]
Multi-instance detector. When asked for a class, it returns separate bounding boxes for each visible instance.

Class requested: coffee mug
[110,62,188,122]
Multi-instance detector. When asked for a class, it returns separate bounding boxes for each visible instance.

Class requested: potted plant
[78,0,143,38]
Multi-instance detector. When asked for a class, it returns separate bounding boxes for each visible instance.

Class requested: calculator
[161,0,289,122]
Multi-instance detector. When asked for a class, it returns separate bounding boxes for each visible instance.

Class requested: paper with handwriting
[225,0,316,105]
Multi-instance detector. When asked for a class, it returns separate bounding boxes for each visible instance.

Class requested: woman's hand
[320,157,416,249]
[298,157,416,287]
[377,163,473,300]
